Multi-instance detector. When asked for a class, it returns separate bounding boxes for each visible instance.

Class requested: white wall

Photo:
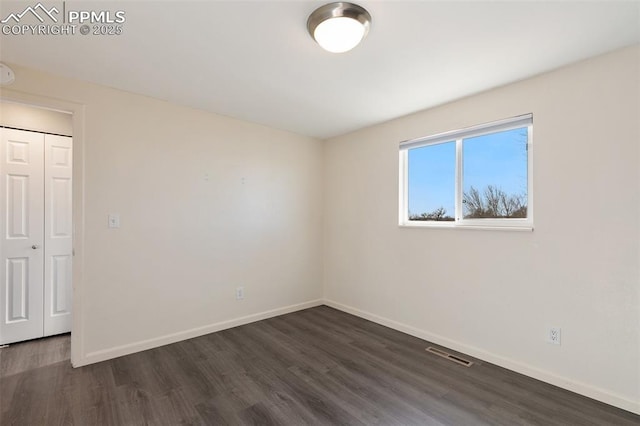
[323,45,640,413]
[0,101,72,135]
[1,65,324,364]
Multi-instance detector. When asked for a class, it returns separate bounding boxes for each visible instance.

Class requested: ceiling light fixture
[307,2,371,53]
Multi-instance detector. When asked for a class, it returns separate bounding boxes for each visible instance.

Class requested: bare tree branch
[463,185,527,218]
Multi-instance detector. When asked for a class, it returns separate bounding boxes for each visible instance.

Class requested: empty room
[0,1,639,425]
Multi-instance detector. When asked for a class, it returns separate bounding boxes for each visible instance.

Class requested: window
[399,114,533,229]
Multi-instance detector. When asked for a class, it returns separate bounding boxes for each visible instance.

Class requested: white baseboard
[76,299,324,367]
[323,299,640,416]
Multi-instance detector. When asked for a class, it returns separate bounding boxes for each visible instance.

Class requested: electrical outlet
[548,327,561,345]
[108,213,120,228]
[236,286,244,300]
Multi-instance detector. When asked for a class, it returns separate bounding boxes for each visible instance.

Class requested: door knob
[31,244,40,249]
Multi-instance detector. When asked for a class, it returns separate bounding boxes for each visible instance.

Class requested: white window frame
[399,114,533,230]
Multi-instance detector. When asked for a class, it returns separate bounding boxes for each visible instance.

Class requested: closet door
[0,128,45,345]
[43,134,73,336]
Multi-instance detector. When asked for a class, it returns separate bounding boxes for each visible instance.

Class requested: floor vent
[426,346,473,367]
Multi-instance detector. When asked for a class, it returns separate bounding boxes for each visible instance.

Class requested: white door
[0,128,45,344]
[43,134,73,336]
[0,128,72,345]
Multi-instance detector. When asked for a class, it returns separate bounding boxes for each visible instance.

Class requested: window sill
[399,222,534,232]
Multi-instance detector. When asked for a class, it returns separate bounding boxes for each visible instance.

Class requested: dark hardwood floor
[1,306,638,425]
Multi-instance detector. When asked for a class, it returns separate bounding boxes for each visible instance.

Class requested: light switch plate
[108,213,120,228]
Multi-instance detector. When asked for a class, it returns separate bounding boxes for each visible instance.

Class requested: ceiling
[1,1,639,139]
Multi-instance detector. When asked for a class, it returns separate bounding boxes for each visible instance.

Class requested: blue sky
[408,127,528,217]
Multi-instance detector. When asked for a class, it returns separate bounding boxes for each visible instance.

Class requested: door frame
[1,89,85,367]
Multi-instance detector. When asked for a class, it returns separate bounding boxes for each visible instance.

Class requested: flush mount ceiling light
[307,2,371,53]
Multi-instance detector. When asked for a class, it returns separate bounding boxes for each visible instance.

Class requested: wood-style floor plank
[1,306,638,425]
